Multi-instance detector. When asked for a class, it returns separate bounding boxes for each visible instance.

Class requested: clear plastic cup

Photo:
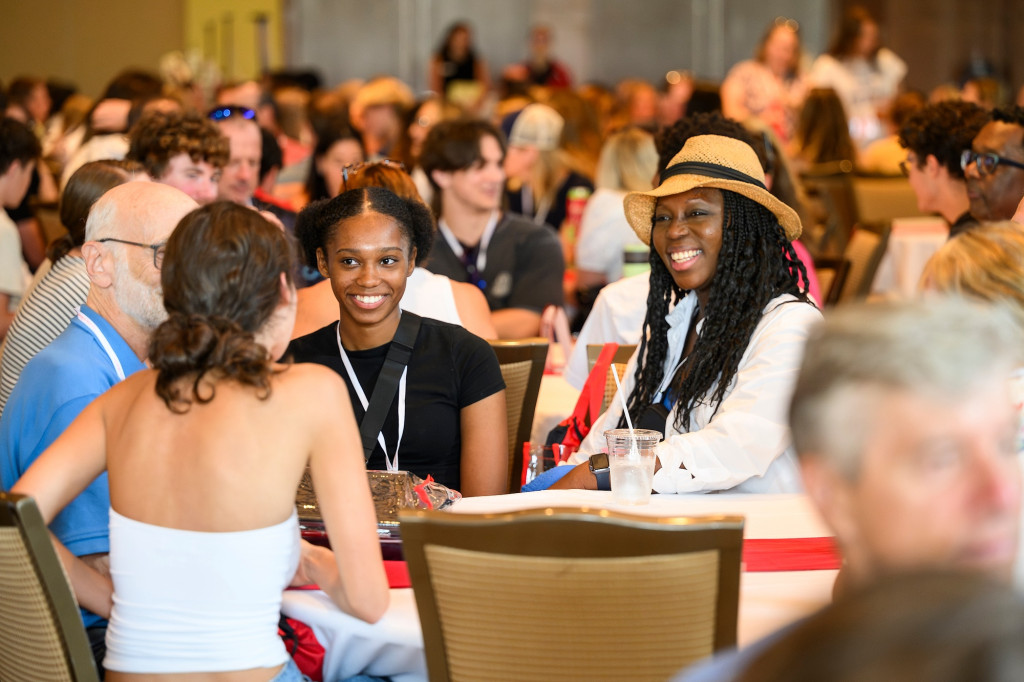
[605,429,662,504]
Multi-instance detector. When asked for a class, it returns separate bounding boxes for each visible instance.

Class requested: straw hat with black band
[623,134,802,244]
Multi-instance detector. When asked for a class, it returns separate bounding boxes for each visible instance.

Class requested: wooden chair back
[489,338,548,493]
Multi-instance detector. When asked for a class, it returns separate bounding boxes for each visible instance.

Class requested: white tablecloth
[871,216,948,300]
[283,491,837,681]
[281,588,427,682]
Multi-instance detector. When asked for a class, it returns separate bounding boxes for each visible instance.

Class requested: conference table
[282,490,839,682]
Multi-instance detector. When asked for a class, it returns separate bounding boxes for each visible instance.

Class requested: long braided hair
[621,190,813,431]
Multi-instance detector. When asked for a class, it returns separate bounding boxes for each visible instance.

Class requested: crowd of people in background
[4,5,1024,348]
[6,4,1024,680]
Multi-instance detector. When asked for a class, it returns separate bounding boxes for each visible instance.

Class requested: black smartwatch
[588,453,611,491]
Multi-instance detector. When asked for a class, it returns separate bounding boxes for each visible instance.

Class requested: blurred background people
[574,127,658,291]
[429,22,491,114]
[504,102,593,233]
[302,123,366,206]
[721,18,807,144]
[810,5,907,149]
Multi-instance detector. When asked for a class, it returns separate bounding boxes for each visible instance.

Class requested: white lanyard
[76,310,126,381]
[438,210,499,274]
[335,324,405,472]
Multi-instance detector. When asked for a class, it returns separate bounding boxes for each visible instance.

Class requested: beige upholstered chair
[489,338,548,493]
[584,344,637,414]
[851,175,925,224]
[400,507,744,682]
[838,221,891,303]
[0,491,100,682]
[584,343,637,374]
[811,256,850,307]
[800,160,858,257]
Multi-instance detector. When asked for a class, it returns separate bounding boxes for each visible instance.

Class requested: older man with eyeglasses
[963,106,1024,222]
[0,181,196,672]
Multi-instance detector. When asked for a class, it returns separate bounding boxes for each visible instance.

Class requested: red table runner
[379,538,839,589]
[743,537,841,572]
[293,538,840,591]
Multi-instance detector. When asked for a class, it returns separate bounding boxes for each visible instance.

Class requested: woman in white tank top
[13,202,389,681]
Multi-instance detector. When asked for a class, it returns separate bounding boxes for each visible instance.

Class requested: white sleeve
[652,301,822,493]
[0,219,27,299]
[564,287,633,390]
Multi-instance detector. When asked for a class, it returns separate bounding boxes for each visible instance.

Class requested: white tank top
[103,508,300,673]
[400,267,462,326]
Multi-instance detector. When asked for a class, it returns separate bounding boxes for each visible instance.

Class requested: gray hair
[789,298,1024,478]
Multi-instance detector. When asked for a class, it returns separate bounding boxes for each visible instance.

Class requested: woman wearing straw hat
[551,134,822,494]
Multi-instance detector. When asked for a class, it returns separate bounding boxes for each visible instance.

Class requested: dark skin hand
[549,453,665,490]
[551,307,701,491]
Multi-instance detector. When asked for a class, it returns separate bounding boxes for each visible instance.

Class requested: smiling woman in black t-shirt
[287,187,508,496]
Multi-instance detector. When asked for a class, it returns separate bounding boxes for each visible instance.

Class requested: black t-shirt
[286,317,506,492]
[949,211,978,241]
[424,212,565,312]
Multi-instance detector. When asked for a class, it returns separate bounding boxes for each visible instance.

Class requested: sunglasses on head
[207,105,256,122]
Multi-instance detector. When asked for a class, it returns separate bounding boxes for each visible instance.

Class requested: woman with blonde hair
[920,221,1024,328]
[504,102,593,232]
[920,221,1024,449]
[574,127,659,290]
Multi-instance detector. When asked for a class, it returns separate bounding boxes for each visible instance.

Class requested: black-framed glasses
[96,238,166,269]
[207,105,256,122]
[960,149,1024,177]
[340,159,408,193]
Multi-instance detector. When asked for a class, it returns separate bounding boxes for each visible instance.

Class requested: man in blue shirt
[0,181,196,667]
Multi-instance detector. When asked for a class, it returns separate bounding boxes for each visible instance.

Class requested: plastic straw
[611,369,640,459]
[610,367,634,431]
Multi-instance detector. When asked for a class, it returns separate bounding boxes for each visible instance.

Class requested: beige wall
[183,0,285,84]
[0,0,185,98]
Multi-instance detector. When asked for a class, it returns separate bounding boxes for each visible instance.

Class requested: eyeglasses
[97,238,166,269]
[340,159,408,193]
[960,149,1024,177]
[207,105,256,122]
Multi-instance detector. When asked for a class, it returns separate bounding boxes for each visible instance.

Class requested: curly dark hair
[295,186,435,271]
[149,202,295,412]
[127,111,229,178]
[621,190,811,431]
[898,101,989,179]
[655,112,753,176]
